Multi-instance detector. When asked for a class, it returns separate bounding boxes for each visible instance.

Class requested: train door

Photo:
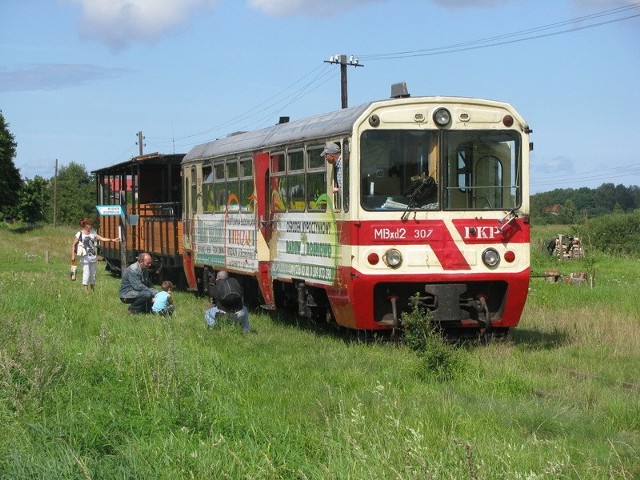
[267,151,286,250]
[183,165,196,250]
[472,141,514,210]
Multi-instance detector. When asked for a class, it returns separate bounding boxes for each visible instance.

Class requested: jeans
[121,292,154,314]
[152,304,175,317]
[205,306,250,332]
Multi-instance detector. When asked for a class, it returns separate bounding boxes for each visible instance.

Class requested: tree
[0,111,23,219]
[17,176,49,224]
[45,162,95,225]
[560,199,578,224]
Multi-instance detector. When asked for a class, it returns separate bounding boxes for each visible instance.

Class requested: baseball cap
[320,142,340,156]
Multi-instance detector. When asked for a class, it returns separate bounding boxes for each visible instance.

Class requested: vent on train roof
[391,82,410,99]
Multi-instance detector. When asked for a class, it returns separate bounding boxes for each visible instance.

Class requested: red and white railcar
[182,90,531,334]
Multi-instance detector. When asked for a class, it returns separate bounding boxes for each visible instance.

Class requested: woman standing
[71,218,119,292]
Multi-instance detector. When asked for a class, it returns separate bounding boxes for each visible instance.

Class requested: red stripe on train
[349,220,471,270]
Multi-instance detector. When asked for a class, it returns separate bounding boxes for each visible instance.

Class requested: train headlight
[433,108,451,127]
[383,248,403,269]
[482,248,501,268]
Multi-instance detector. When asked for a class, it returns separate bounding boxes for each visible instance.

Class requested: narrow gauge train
[94,87,531,335]
[93,152,185,283]
[181,86,532,335]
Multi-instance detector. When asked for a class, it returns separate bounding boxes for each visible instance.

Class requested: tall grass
[0,224,638,479]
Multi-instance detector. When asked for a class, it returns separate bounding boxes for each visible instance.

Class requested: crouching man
[204,270,252,333]
[119,252,157,314]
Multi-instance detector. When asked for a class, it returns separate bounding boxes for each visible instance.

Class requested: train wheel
[201,267,214,299]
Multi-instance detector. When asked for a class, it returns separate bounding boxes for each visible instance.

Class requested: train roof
[182,94,527,163]
[183,102,374,163]
[92,152,185,175]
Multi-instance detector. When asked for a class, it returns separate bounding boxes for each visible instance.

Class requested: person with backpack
[71,217,119,292]
[204,270,252,333]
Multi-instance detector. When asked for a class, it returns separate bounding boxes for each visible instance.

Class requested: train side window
[270,152,286,212]
[213,161,226,212]
[288,149,305,211]
[239,157,253,212]
[307,145,327,211]
[226,158,240,212]
[202,164,214,213]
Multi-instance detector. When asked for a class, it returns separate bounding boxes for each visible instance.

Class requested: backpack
[215,278,243,312]
[76,232,87,257]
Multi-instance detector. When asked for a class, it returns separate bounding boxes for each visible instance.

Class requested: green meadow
[0,224,638,479]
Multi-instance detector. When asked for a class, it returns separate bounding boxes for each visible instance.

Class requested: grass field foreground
[0,224,638,479]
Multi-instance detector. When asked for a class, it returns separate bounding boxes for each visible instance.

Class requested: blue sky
[1,0,639,194]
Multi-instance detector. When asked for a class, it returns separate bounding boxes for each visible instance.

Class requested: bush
[583,210,640,256]
[401,297,466,382]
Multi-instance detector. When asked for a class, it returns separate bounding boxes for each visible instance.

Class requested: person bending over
[204,270,252,333]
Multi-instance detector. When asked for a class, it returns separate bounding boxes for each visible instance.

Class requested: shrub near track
[0,224,638,479]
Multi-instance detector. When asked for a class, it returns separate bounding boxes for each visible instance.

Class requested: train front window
[359,130,438,210]
[443,130,521,210]
[359,129,521,211]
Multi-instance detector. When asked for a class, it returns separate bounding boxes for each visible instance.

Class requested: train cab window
[202,165,214,213]
[270,152,286,212]
[359,130,437,211]
[287,149,305,211]
[443,131,521,210]
[239,158,253,212]
[307,145,327,212]
[213,161,226,212]
[226,158,240,212]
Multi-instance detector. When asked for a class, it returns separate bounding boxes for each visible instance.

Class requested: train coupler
[296,282,316,318]
[475,295,491,330]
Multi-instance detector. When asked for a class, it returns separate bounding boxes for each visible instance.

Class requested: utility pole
[53,159,58,227]
[136,131,145,156]
[324,55,364,109]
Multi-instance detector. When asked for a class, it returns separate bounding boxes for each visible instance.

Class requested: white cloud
[572,0,639,7]
[429,0,510,8]
[247,0,383,16]
[0,64,130,92]
[67,0,526,50]
[536,155,575,177]
[69,0,216,51]
[247,0,512,16]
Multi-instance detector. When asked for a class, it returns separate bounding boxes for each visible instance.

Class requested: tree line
[531,184,640,225]
[1,111,96,225]
[3,109,640,239]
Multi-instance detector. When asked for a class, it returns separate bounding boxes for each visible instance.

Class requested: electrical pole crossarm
[324,54,364,109]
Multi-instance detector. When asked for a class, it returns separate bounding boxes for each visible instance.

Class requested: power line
[147,63,336,148]
[357,3,640,61]
[148,3,639,152]
[531,162,640,187]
